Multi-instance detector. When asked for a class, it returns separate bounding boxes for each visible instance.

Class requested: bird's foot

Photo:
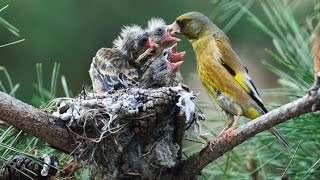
[208,128,235,151]
[308,82,320,96]
[203,127,236,151]
[208,139,217,151]
[199,134,216,151]
[219,127,236,139]
[218,125,230,137]
[308,80,320,111]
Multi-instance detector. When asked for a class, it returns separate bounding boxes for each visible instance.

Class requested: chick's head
[147,18,180,47]
[113,25,156,60]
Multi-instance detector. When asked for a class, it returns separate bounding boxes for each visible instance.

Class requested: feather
[147,18,166,30]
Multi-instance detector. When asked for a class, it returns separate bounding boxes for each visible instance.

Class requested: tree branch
[0,92,75,153]
[171,87,320,179]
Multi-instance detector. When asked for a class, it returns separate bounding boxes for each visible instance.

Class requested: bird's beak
[170,43,178,53]
[146,38,158,48]
[163,31,181,44]
[166,60,183,73]
[167,43,186,63]
[167,21,181,35]
[169,51,186,63]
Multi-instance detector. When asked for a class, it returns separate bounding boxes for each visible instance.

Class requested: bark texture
[0,92,75,153]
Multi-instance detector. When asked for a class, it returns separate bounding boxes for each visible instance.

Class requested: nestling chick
[167,11,290,152]
[139,53,183,89]
[137,18,181,71]
[89,25,156,93]
[147,18,180,47]
[162,43,186,63]
[113,25,158,65]
[162,43,186,85]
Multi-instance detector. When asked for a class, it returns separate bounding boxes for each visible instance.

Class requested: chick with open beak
[162,43,186,86]
[139,50,184,89]
[147,18,181,47]
[163,43,186,63]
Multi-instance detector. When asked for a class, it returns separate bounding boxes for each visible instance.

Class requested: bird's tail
[269,127,291,154]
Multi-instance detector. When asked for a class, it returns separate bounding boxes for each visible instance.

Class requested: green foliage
[246,0,315,91]
[0,4,25,48]
[33,62,72,107]
[0,66,20,97]
[0,8,73,175]
[0,5,74,174]
[209,0,256,33]
[0,5,19,37]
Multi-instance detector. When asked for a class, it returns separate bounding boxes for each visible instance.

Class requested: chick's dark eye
[162,51,168,56]
[160,61,166,68]
[156,27,163,34]
[142,37,147,43]
[139,37,148,46]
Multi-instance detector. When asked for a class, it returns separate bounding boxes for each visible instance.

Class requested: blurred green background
[0,0,286,102]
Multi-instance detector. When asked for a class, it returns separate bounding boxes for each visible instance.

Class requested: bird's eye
[156,27,163,34]
[141,37,147,43]
[176,19,185,27]
[162,51,168,56]
[160,61,165,67]
[139,37,148,46]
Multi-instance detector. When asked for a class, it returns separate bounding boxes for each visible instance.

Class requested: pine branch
[170,86,320,179]
[0,91,75,153]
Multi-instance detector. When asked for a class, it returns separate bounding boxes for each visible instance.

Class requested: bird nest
[52,85,204,179]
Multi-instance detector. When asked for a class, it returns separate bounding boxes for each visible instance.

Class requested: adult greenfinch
[167,11,290,151]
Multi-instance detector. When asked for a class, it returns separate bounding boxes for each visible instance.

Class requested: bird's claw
[309,82,320,111]
[308,82,320,95]
[208,139,216,151]
[207,130,237,151]
[218,127,236,140]
[308,81,320,112]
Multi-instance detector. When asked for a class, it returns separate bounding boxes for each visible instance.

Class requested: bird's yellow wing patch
[234,73,250,92]
[220,59,267,114]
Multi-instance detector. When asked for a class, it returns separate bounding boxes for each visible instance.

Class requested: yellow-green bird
[167,11,290,151]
